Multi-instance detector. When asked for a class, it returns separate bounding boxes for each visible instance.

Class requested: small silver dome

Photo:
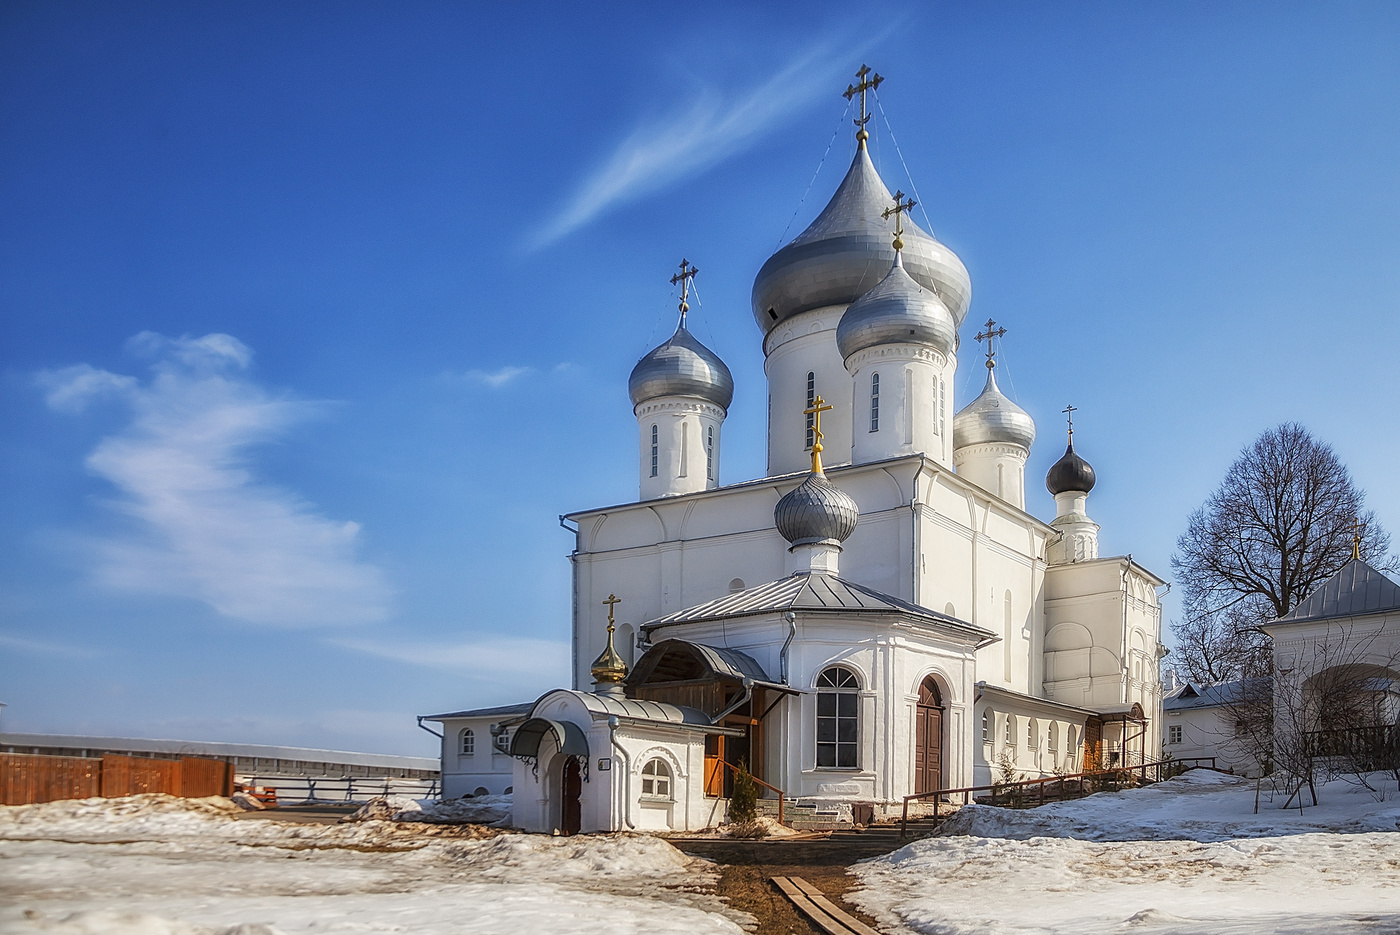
[953,368,1036,450]
[774,471,859,546]
[628,324,734,411]
[835,253,957,362]
[751,144,971,335]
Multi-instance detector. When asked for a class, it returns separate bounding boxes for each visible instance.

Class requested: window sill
[639,796,674,805]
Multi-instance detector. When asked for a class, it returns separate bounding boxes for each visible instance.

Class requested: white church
[424,69,1167,834]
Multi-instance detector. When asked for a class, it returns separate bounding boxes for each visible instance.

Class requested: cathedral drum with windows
[424,67,1167,833]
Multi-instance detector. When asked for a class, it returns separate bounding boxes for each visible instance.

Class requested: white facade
[635,397,725,500]
[764,308,853,476]
[426,705,528,799]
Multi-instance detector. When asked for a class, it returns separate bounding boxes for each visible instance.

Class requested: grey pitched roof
[1274,559,1400,624]
[641,571,998,643]
[421,703,534,721]
[1163,679,1269,711]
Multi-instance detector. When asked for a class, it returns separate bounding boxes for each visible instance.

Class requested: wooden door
[561,757,582,836]
[914,677,944,795]
[703,735,724,797]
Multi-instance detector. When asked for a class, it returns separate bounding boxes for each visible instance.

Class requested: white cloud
[35,364,137,413]
[533,43,847,247]
[46,333,392,627]
[446,366,533,388]
[334,635,570,686]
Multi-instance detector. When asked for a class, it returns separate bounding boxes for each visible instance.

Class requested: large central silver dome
[953,368,1036,450]
[752,143,971,335]
[628,324,734,411]
[835,253,957,362]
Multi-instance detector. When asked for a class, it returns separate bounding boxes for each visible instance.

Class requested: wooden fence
[1,752,234,806]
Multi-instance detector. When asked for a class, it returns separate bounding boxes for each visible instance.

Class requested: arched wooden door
[561,757,582,836]
[914,677,944,795]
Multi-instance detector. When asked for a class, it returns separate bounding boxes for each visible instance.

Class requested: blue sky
[2,2,1397,755]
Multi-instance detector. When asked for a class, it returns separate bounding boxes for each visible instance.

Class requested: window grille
[460,729,474,756]
[816,666,859,768]
[641,758,671,798]
[805,371,816,448]
[1005,715,1016,745]
[981,709,991,744]
[870,372,880,432]
[650,425,658,477]
[1169,725,1183,745]
[706,425,714,479]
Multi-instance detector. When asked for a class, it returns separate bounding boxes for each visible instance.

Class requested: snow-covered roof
[1272,559,1400,625]
[641,571,997,644]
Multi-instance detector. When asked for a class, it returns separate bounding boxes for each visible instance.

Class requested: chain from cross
[1351,519,1368,561]
[670,259,698,325]
[843,64,884,142]
[804,395,835,472]
[882,190,917,251]
[1063,405,1077,439]
[975,319,1008,370]
[602,593,621,632]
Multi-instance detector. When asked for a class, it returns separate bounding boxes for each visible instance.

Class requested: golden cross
[670,259,698,327]
[602,593,621,632]
[975,319,1007,370]
[882,190,917,251]
[843,64,884,143]
[1063,404,1077,440]
[1351,519,1367,561]
[804,395,834,473]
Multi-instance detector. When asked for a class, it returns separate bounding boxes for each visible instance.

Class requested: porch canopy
[508,717,589,759]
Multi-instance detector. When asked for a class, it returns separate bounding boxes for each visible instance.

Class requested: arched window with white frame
[1005,714,1016,746]
[1048,723,1059,756]
[816,666,860,768]
[869,372,880,432]
[1028,718,1039,749]
[460,728,474,756]
[1067,726,1079,767]
[706,425,714,480]
[640,758,672,799]
[981,709,992,744]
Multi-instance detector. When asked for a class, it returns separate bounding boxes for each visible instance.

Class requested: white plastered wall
[436,716,517,798]
[635,397,725,500]
[764,307,852,476]
[846,344,954,468]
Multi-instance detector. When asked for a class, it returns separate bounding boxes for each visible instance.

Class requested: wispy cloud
[37,333,392,627]
[0,632,95,658]
[532,42,849,248]
[443,366,533,388]
[334,635,570,688]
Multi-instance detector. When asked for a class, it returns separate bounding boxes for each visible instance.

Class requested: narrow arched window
[816,666,859,768]
[1005,715,1016,746]
[938,377,946,439]
[706,425,714,480]
[641,758,672,799]
[1028,718,1038,749]
[932,377,941,436]
[869,372,880,432]
[1067,726,1078,765]
[1048,723,1059,754]
[981,709,991,744]
[650,425,658,477]
[460,729,474,756]
[805,371,816,448]
[679,421,689,477]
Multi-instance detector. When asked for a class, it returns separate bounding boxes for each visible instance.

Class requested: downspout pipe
[416,716,443,740]
[711,677,754,725]
[607,716,635,831]
[780,612,797,684]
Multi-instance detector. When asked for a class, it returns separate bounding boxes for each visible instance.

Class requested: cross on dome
[1352,519,1368,561]
[804,395,834,473]
[975,319,1008,370]
[843,64,883,144]
[602,593,621,631]
[882,190,917,252]
[670,259,698,326]
[1063,404,1077,440]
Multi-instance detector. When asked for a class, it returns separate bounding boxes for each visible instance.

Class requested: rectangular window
[1169,725,1183,745]
[706,425,714,480]
[816,691,859,768]
[932,377,940,435]
[938,377,945,440]
[805,371,816,448]
[650,425,658,477]
[870,372,880,432]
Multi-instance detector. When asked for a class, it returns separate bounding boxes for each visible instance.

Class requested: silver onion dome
[953,368,1036,450]
[1046,440,1096,495]
[751,144,971,335]
[835,253,957,362]
[774,471,859,546]
[628,324,734,411]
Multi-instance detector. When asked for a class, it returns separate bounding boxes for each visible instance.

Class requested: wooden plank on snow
[770,876,864,935]
[789,876,883,935]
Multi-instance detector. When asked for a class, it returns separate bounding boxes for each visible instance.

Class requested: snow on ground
[852,769,1400,935]
[0,795,746,935]
[346,793,513,826]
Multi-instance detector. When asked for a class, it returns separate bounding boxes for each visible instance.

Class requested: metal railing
[238,775,439,805]
[718,759,786,826]
[899,757,1220,838]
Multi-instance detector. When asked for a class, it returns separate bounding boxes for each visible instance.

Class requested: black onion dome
[774,472,859,546]
[1046,441,1096,495]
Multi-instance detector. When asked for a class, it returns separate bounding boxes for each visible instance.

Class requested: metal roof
[627,639,799,695]
[420,703,533,721]
[0,732,438,772]
[1163,679,1269,711]
[1272,559,1400,625]
[641,571,997,644]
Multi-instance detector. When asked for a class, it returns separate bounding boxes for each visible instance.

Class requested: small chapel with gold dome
[423,67,1167,834]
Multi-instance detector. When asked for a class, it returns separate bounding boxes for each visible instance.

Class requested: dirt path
[676,837,897,934]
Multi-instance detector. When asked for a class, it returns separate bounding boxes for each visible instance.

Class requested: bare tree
[1170,423,1392,684]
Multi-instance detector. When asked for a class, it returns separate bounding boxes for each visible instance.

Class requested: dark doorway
[561,757,582,835]
[914,677,944,795]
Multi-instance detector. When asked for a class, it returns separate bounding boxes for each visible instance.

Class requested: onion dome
[953,368,1036,450]
[752,143,971,335]
[1046,440,1096,495]
[774,471,859,547]
[836,252,957,361]
[591,624,628,685]
[628,324,733,411]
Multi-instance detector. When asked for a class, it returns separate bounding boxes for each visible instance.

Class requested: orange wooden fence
[1,752,234,806]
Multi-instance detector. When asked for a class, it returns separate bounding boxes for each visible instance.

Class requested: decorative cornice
[634,397,727,419]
